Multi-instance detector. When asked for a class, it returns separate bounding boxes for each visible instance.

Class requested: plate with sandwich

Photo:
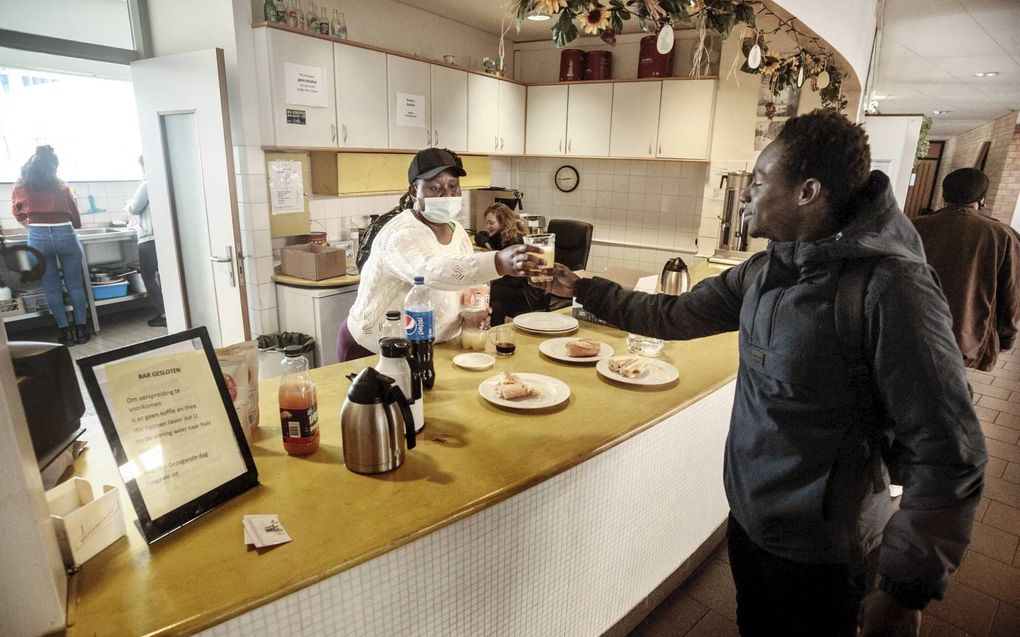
[596,355,679,386]
[479,371,571,409]
[539,337,614,363]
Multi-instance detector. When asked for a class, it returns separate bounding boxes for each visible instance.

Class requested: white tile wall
[507,158,707,274]
[199,381,735,637]
[0,180,140,231]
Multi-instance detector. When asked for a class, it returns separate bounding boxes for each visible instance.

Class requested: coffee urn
[717,171,753,252]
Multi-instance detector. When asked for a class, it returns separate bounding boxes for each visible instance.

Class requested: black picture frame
[77,327,259,544]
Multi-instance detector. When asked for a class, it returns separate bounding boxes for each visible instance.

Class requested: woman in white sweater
[340,148,537,360]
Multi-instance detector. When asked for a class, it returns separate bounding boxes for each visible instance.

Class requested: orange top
[11,183,82,227]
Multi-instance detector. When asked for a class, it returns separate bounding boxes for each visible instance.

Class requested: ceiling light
[526,12,551,21]
[933,110,951,115]
[974,72,999,77]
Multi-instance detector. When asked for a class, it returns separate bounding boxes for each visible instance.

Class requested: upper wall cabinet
[255,28,338,148]
[525,85,568,155]
[657,79,716,160]
[566,83,613,157]
[610,82,661,159]
[468,74,525,155]
[334,44,388,149]
[387,55,432,151]
[497,81,525,155]
[430,65,468,152]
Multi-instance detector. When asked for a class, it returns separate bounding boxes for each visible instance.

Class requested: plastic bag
[216,340,260,442]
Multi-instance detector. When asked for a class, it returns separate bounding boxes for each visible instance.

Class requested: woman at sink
[11,145,90,345]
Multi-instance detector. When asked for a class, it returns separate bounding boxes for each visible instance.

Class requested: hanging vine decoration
[512,0,848,113]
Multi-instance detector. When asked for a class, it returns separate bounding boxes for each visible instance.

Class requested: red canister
[638,34,674,78]
[559,49,586,81]
[584,50,612,80]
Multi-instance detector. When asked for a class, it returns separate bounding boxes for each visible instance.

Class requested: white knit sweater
[348,209,500,353]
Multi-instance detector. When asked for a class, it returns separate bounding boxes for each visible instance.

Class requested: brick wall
[992,124,1020,227]
[933,112,1017,225]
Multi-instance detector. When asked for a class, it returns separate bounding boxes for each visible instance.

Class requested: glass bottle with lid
[279,344,319,455]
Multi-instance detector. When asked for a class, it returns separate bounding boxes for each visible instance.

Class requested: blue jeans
[27,224,88,328]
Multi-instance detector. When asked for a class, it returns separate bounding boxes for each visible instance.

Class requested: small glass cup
[523,233,555,284]
[489,325,516,357]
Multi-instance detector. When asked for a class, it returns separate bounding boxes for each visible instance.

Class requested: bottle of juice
[279,345,319,456]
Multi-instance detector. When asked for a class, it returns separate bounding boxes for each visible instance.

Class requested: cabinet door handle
[427,129,432,145]
[500,137,504,151]
[658,144,662,155]
[342,124,348,144]
[559,139,562,153]
[567,139,572,153]
[331,123,336,143]
[648,143,652,155]
[434,129,439,145]
[494,135,498,151]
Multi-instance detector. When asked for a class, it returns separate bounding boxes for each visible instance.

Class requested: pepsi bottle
[403,276,436,390]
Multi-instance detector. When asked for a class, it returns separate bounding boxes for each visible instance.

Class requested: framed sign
[78,327,258,544]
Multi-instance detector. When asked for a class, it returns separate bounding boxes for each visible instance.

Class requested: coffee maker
[711,171,768,264]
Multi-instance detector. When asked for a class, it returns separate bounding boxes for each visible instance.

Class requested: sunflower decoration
[535,0,568,15]
[579,4,611,34]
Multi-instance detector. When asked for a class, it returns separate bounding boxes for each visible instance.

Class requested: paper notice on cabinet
[396,93,425,128]
[268,159,305,214]
[103,350,247,520]
[285,63,327,108]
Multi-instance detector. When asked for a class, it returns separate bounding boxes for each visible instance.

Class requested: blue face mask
[421,196,463,224]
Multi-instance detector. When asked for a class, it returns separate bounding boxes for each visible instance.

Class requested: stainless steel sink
[78,227,131,236]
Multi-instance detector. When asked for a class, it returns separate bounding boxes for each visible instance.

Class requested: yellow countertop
[271,272,360,288]
[67,263,738,637]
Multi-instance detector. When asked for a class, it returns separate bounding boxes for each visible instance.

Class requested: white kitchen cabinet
[334,44,388,149]
[525,85,568,155]
[387,55,432,150]
[566,83,613,157]
[610,82,661,159]
[255,27,338,148]
[430,65,468,152]
[657,79,717,160]
[276,283,358,368]
[467,74,499,154]
[497,81,526,155]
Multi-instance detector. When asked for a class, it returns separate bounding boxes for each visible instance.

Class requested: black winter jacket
[575,172,986,608]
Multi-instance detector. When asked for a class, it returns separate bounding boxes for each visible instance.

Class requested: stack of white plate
[512,312,579,335]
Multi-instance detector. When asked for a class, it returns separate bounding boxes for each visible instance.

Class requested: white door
[567,83,613,157]
[131,49,249,346]
[467,73,499,154]
[258,28,337,148]
[610,82,661,159]
[430,65,468,152]
[525,85,568,155]
[387,55,432,150]
[658,80,716,160]
[335,44,388,149]
[497,81,526,155]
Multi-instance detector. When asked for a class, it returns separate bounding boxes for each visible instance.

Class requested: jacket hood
[774,171,927,265]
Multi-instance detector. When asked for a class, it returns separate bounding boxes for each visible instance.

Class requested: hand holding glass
[523,234,555,284]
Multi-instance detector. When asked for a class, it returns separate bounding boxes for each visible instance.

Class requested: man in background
[913,167,1020,370]
[125,156,165,327]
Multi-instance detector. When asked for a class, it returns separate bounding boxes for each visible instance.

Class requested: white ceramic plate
[539,337,614,363]
[512,312,580,334]
[478,373,571,409]
[453,352,495,371]
[595,356,680,386]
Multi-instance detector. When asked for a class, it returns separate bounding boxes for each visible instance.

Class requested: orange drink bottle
[279,345,319,456]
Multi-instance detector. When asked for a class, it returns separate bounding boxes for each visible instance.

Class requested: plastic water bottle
[404,276,436,389]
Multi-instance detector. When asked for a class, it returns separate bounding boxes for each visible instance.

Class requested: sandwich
[607,356,649,378]
[497,371,542,400]
[564,338,602,358]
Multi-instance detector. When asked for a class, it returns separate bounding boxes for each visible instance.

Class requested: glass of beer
[523,233,555,284]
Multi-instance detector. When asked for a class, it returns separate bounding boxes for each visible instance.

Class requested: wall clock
[554,165,580,193]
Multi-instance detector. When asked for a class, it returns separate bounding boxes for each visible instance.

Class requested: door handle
[567,139,572,153]
[648,143,652,155]
[210,246,236,287]
[427,129,432,145]
[657,144,662,155]
[500,137,504,151]
[331,123,336,143]
[342,124,347,144]
[494,135,498,151]
[434,129,439,145]
[559,139,563,153]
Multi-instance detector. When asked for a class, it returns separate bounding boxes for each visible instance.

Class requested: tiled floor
[7,308,167,361]
[631,349,1020,637]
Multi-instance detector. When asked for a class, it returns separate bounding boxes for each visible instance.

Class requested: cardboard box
[46,477,126,569]
[280,244,347,281]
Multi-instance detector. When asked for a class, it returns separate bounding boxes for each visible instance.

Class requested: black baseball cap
[407,147,467,184]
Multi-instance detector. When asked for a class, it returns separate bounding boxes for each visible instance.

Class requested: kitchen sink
[78,227,133,236]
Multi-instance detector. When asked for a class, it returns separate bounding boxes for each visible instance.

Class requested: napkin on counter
[243,514,292,549]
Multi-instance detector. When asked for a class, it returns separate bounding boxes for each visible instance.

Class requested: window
[0,67,143,183]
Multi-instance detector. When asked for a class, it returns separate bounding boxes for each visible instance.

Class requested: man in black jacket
[541,110,986,636]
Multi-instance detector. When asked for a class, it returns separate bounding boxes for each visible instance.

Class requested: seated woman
[474,203,549,325]
[338,149,538,361]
